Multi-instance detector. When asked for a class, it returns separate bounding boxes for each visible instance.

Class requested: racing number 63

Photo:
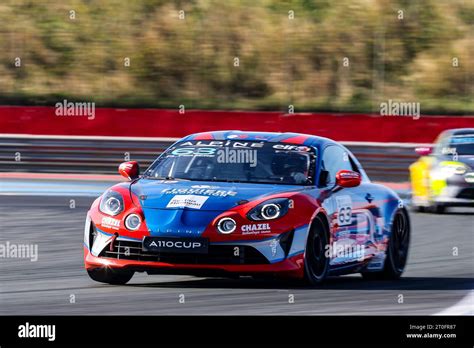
[336,195,352,226]
[338,206,352,225]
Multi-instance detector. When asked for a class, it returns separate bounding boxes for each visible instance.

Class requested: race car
[84,131,410,285]
[409,128,474,213]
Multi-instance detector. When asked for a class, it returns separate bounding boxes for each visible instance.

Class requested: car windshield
[144,140,317,185]
[440,135,474,156]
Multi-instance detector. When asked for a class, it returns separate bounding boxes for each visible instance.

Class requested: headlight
[261,203,280,219]
[217,217,237,234]
[247,198,290,221]
[99,190,124,216]
[125,214,141,231]
[432,161,468,179]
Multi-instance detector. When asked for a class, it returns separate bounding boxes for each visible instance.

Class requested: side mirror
[336,170,361,188]
[415,146,432,156]
[119,161,139,180]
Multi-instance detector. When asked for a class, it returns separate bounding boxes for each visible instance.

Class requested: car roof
[180,130,336,148]
[440,128,474,137]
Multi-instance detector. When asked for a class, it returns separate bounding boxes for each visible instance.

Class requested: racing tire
[303,215,330,285]
[410,204,425,213]
[431,204,446,214]
[87,268,134,285]
[361,209,410,280]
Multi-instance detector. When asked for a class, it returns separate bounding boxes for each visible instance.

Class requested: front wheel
[87,268,134,285]
[362,209,410,280]
[303,216,330,285]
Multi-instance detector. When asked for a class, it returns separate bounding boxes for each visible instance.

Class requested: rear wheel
[303,216,330,285]
[87,268,134,285]
[362,209,410,280]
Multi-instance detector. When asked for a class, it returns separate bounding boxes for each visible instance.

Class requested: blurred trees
[0,0,472,113]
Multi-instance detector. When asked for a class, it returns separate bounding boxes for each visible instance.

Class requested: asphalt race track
[0,195,472,315]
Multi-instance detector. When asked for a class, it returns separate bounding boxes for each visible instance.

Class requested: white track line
[435,291,474,316]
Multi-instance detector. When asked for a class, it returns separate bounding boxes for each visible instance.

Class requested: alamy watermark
[55,99,95,120]
[325,241,365,261]
[0,241,38,262]
[380,99,420,120]
[18,322,55,341]
[216,148,257,167]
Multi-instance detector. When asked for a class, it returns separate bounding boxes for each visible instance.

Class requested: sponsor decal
[191,185,219,189]
[241,223,271,235]
[171,147,216,157]
[162,188,237,197]
[166,195,209,209]
[143,236,208,254]
[101,216,120,230]
[178,141,265,148]
[441,147,457,156]
[273,144,311,152]
[339,171,359,179]
[270,239,279,256]
[148,240,202,249]
[155,228,197,234]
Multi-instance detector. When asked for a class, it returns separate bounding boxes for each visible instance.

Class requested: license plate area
[142,236,209,254]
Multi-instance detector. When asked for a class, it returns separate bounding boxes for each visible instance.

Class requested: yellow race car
[409,128,474,213]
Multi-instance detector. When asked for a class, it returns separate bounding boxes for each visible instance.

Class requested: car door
[319,145,376,266]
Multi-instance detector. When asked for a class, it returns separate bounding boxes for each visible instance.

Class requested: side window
[348,155,361,173]
[321,145,353,186]
[433,134,450,156]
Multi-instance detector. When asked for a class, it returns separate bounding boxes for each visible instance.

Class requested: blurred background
[0,0,472,113]
[0,0,473,183]
[0,1,473,317]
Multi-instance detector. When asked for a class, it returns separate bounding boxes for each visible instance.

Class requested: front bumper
[84,218,309,278]
[84,247,305,277]
[432,182,474,206]
[413,172,474,207]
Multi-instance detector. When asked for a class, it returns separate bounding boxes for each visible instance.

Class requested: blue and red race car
[84,131,410,285]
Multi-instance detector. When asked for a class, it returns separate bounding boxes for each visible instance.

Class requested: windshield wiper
[211,178,244,183]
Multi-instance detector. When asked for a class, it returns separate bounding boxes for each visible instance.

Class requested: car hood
[130,179,304,237]
[131,179,302,210]
[456,155,474,169]
[435,155,474,169]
